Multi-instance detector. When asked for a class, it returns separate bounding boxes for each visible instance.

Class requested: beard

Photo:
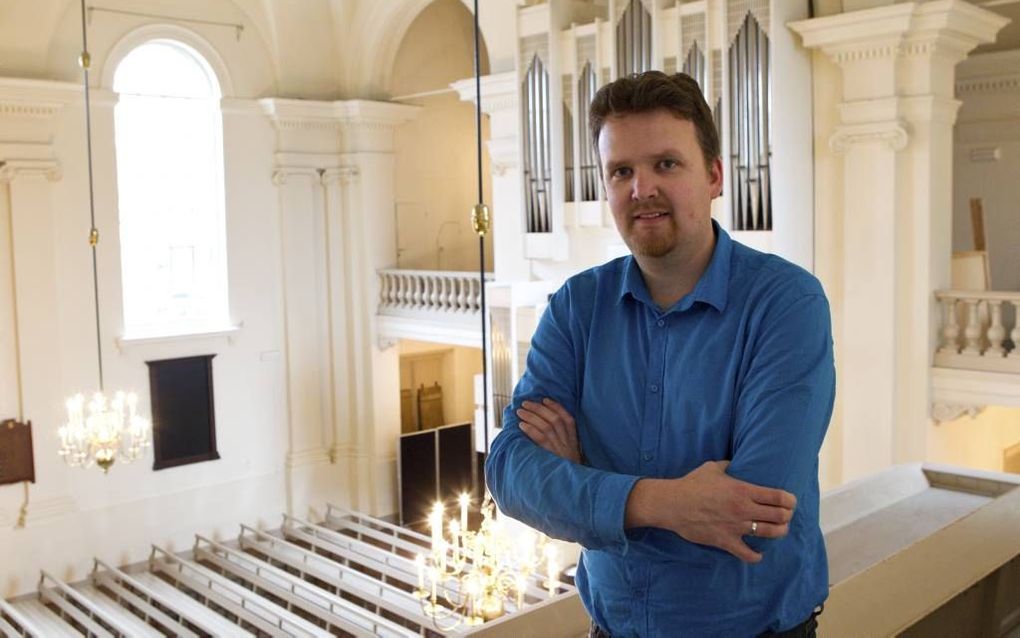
[618,205,679,258]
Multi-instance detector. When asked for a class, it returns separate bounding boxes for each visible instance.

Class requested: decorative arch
[100,23,235,96]
[354,0,494,98]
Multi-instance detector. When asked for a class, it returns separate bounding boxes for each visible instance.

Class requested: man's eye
[659,159,679,170]
[612,167,632,178]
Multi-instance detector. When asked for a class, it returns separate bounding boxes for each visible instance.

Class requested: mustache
[629,201,672,216]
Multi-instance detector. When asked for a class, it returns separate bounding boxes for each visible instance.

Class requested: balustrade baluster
[961,298,982,356]
[1010,300,1020,359]
[987,300,1006,357]
[457,278,468,312]
[430,275,440,309]
[938,297,960,354]
[381,273,391,309]
[415,275,425,309]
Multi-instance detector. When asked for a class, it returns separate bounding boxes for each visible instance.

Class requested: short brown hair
[588,71,720,167]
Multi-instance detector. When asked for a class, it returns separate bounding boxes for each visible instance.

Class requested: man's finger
[723,538,762,564]
[746,502,793,525]
[747,485,797,510]
[514,406,571,451]
[743,521,789,540]
[524,400,563,426]
[543,398,575,425]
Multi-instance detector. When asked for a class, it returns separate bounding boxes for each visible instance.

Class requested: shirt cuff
[592,472,642,547]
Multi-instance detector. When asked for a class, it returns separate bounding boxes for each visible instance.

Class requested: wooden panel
[438,423,474,499]
[146,355,220,471]
[399,430,436,527]
[0,419,34,485]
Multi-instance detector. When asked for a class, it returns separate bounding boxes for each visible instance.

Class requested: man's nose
[631,168,658,200]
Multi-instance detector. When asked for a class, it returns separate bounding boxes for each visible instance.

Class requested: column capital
[271,166,319,186]
[321,166,360,185]
[0,159,62,182]
[790,1,1007,67]
[829,120,909,154]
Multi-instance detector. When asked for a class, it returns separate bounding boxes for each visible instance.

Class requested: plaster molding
[260,97,420,131]
[285,447,331,470]
[956,75,1020,95]
[451,71,519,115]
[487,137,520,177]
[0,159,62,182]
[1,494,78,526]
[321,166,360,185]
[0,78,79,114]
[829,120,909,154]
[272,166,320,186]
[931,402,984,424]
[790,1,1007,65]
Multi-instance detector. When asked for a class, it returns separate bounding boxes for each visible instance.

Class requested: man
[485,71,834,636]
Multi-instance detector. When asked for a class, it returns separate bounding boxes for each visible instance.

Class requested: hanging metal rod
[87,6,245,40]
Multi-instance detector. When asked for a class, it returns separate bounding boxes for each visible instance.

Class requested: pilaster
[262,98,417,517]
[791,0,1007,484]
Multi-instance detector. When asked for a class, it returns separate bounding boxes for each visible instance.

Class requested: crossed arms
[485,288,834,563]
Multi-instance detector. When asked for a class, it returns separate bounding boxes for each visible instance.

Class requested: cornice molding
[260,97,420,131]
[931,402,984,424]
[0,158,62,182]
[790,1,1008,64]
[829,120,909,154]
[451,71,518,115]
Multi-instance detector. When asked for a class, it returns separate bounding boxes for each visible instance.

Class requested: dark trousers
[588,607,822,638]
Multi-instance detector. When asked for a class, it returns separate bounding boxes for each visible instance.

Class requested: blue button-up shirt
[486,223,834,636]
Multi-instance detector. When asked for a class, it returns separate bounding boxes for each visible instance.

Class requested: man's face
[598,109,722,261]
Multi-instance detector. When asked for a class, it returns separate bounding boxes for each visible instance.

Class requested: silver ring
[750,521,758,536]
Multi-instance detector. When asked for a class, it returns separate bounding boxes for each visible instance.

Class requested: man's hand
[516,398,582,464]
[625,461,796,563]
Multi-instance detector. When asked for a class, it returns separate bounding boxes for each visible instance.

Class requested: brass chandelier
[58,0,151,473]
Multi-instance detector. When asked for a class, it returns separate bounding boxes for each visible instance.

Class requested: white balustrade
[378,270,492,320]
[934,290,1020,373]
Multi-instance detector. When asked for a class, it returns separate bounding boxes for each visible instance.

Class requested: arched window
[113,40,229,337]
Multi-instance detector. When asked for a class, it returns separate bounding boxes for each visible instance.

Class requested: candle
[459,492,469,532]
[415,553,425,591]
[545,545,559,597]
[430,566,438,604]
[449,521,461,563]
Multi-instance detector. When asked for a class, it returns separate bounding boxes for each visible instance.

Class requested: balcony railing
[378,269,492,318]
[934,290,1020,373]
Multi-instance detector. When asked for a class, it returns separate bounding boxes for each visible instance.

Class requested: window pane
[114,41,228,336]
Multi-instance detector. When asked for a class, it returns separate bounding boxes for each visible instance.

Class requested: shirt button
[657,319,665,327]
[650,384,659,393]
[642,453,653,461]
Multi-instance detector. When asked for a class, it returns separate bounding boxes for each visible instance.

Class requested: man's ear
[710,156,724,199]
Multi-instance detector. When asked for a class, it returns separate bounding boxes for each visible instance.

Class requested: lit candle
[545,545,558,597]
[515,573,527,610]
[449,521,461,563]
[415,553,425,592]
[429,503,443,555]
[459,492,469,532]
[430,566,438,605]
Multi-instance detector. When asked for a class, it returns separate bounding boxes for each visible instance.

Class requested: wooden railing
[934,290,1020,373]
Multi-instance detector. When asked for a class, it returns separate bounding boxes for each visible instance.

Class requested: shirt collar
[616,219,732,313]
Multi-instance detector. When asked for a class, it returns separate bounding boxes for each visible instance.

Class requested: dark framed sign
[146,354,220,470]
[0,420,35,485]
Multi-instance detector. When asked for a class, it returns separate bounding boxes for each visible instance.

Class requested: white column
[262,98,418,517]
[791,1,1007,483]
[454,72,529,282]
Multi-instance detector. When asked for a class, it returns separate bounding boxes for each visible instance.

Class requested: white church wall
[927,406,1020,474]
[953,49,1020,294]
[0,7,295,597]
[392,0,494,274]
